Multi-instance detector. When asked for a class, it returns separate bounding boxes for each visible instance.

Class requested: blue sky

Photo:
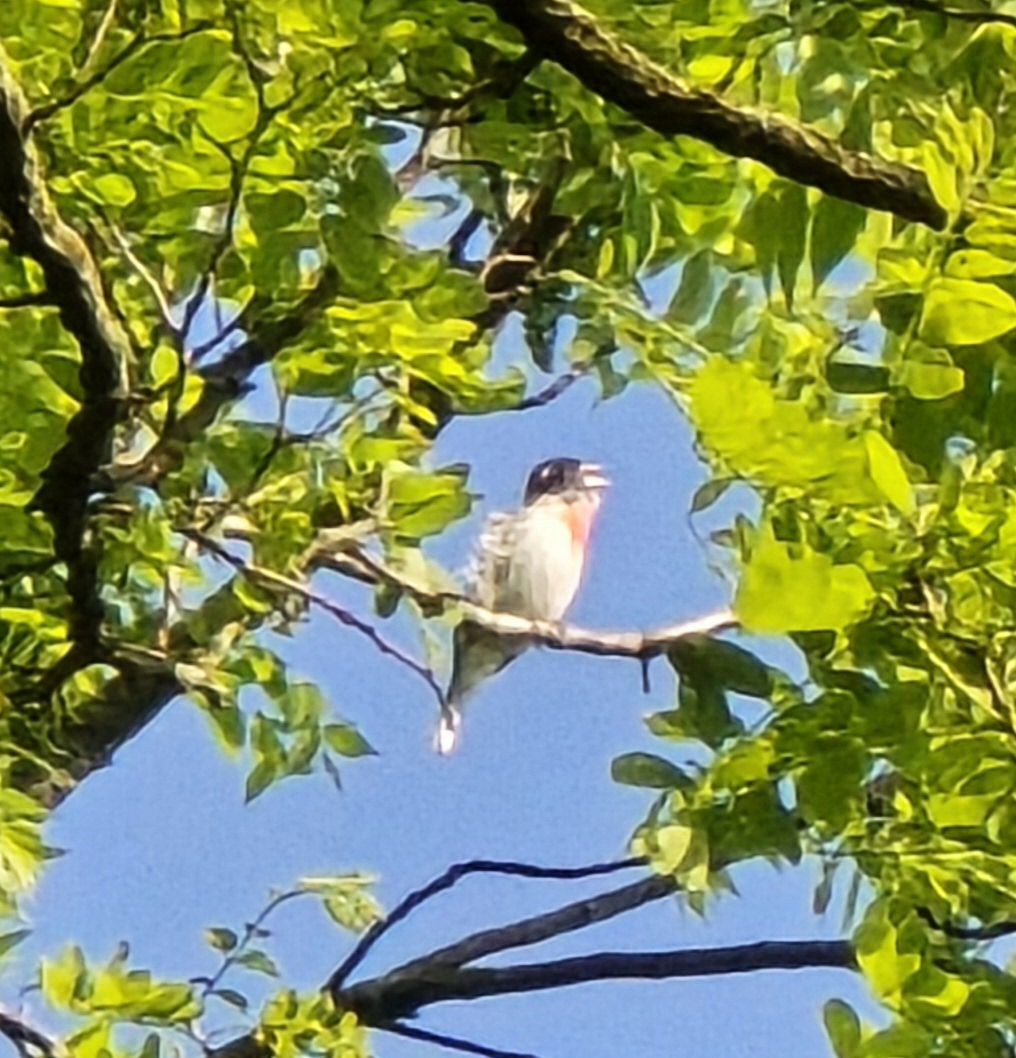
[2,355,881,1058]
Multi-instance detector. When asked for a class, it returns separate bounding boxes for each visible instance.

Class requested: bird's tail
[435,702,461,756]
[436,620,529,754]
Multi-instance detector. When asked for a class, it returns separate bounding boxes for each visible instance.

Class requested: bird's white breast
[469,496,591,621]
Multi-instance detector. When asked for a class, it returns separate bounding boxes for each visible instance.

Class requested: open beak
[579,462,610,491]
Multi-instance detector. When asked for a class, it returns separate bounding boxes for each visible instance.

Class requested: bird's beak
[579,463,610,490]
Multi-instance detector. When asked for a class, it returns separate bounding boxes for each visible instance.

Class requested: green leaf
[667,251,714,323]
[919,279,1016,345]
[854,904,920,1000]
[235,949,279,977]
[668,637,774,698]
[0,928,30,960]
[323,724,376,758]
[736,526,875,633]
[41,945,87,1009]
[811,198,866,292]
[245,761,277,803]
[776,183,808,308]
[689,477,732,514]
[826,361,889,394]
[205,927,238,953]
[611,752,689,789]
[864,431,914,515]
[897,349,965,400]
[92,173,136,207]
[212,988,249,1010]
[823,999,861,1058]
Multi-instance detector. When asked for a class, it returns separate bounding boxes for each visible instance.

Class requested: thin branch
[870,0,1016,27]
[511,370,581,412]
[327,857,648,991]
[179,5,287,344]
[187,531,446,708]
[108,224,178,335]
[0,1011,59,1058]
[24,23,214,130]
[341,940,855,1022]
[381,1023,542,1058]
[80,0,120,74]
[916,907,1016,942]
[0,292,53,309]
[387,874,675,979]
[472,0,946,229]
[190,304,247,362]
[203,889,306,998]
[317,544,739,660]
[112,263,341,488]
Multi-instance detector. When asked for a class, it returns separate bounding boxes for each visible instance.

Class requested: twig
[867,0,1016,27]
[190,308,247,362]
[187,531,447,708]
[327,857,647,991]
[382,1023,541,1058]
[0,1011,59,1058]
[24,23,214,130]
[341,940,856,1022]
[108,224,178,336]
[80,0,120,74]
[203,889,305,998]
[916,907,1016,942]
[114,264,340,488]
[512,370,581,411]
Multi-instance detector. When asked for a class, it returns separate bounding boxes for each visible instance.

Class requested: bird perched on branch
[438,458,610,753]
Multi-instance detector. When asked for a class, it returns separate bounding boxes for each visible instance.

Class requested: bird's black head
[524,458,609,504]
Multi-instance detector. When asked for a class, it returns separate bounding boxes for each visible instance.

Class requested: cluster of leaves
[0,0,1015,1056]
[23,876,378,1058]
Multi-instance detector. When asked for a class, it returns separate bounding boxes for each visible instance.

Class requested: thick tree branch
[340,940,855,1022]
[472,0,946,229]
[0,49,131,664]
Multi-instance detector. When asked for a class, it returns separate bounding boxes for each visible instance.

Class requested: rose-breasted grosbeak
[438,457,610,753]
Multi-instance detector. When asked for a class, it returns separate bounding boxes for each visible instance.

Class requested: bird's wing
[464,511,521,609]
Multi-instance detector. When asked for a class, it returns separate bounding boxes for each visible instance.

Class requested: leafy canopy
[0,0,1015,1056]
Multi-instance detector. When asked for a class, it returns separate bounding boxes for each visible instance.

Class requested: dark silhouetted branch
[872,0,1016,27]
[917,907,1016,941]
[473,0,946,229]
[341,940,855,1022]
[382,1023,542,1058]
[0,49,131,667]
[0,1011,59,1058]
[328,857,648,991]
[388,874,675,979]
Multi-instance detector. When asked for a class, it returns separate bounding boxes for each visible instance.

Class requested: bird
[437,457,610,753]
